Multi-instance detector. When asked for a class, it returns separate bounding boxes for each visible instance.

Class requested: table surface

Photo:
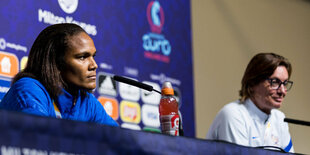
[0,110,290,155]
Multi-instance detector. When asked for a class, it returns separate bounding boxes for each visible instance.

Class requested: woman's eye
[79,56,86,60]
[272,80,278,84]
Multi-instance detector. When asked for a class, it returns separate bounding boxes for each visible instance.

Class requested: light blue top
[206,99,293,153]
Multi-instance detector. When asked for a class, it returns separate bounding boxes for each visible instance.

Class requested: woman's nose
[277,84,287,95]
[89,57,98,70]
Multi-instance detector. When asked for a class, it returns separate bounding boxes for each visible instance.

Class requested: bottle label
[160,114,179,136]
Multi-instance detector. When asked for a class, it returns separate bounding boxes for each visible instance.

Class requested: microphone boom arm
[284,118,310,127]
[113,75,161,94]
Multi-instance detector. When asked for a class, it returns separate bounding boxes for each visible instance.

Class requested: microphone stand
[284,118,310,127]
[113,75,184,136]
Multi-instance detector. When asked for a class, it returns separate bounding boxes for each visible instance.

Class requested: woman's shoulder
[12,77,48,94]
[218,100,248,118]
[222,100,246,112]
[1,77,53,116]
[14,77,40,85]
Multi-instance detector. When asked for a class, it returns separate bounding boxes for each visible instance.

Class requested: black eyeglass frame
[266,78,293,91]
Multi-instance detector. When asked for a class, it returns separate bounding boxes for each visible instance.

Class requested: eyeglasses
[267,78,293,91]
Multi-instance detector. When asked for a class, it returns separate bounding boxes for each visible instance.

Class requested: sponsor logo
[142,1,172,63]
[0,51,19,78]
[120,101,141,124]
[38,9,97,36]
[97,73,117,97]
[147,1,164,34]
[0,38,27,53]
[141,81,160,105]
[58,0,79,14]
[171,115,179,129]
[0,79,10,102]
[124,67,138,77]
[160,114,180,136]
[98,96,119,120]
[252,136,258,140]
[20,56,28,71]
[143,127,161,133]
[99,62,113,70]
[142,104,160,128]
[1,145,76,155]
[119,77,140,101]
[121,123,141,131]
[150,73,181,86]
[171,114,180,136]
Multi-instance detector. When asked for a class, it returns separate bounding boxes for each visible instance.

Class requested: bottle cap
[161,81,174,95]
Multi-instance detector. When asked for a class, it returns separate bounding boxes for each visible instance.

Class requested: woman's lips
[88,75,96,80]
[273,97,283,103]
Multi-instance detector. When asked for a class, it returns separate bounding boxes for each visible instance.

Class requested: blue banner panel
[0,110,286,155]
[0,0,195,136]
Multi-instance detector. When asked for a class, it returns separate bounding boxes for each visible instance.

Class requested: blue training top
[0,77,118,127]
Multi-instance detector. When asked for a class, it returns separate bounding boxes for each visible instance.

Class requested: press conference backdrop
[0,1,195,136]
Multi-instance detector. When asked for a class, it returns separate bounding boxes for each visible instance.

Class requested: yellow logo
[120,101,141,124]
[20,56,28,70]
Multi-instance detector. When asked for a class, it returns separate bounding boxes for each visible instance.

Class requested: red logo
[147,1,165,34]
[143,1,171,63]
[171,114,179,136]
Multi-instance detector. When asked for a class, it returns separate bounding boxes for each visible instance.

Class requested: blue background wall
[0,0,194,137]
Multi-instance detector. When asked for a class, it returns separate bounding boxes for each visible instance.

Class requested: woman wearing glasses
[206,53,294,153]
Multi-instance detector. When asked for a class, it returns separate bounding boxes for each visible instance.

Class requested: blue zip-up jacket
[0,77,118,127]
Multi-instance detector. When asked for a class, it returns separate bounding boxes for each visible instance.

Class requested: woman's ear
[248,86,254,96]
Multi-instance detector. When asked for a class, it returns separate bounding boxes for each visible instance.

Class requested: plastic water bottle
[159,81,180,136]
